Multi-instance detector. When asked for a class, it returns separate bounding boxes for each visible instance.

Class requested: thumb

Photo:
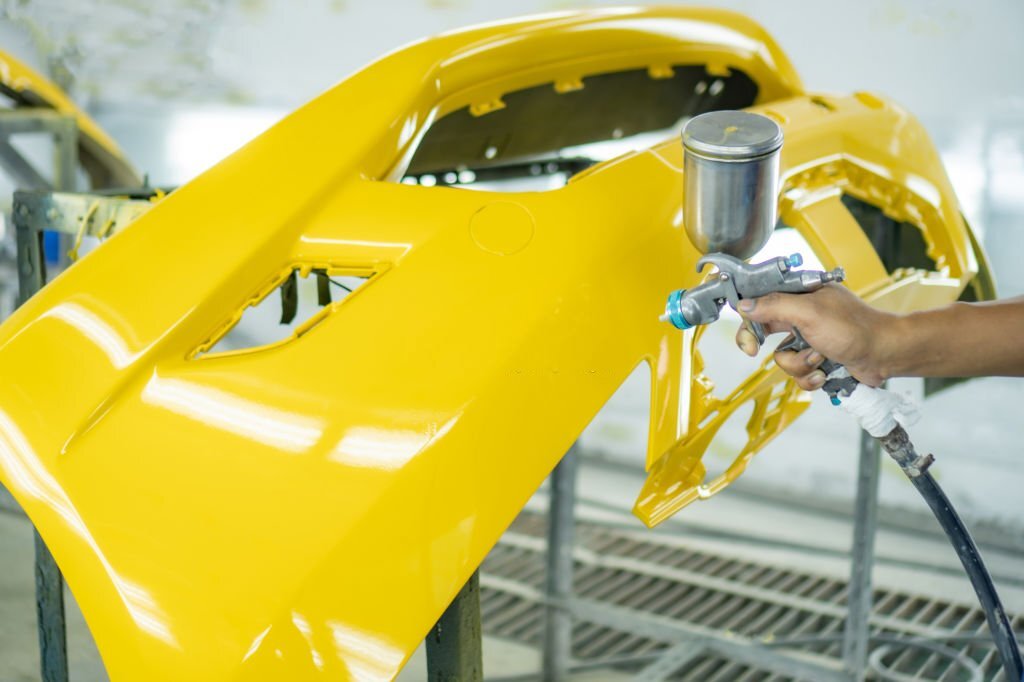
[737,292,809,328]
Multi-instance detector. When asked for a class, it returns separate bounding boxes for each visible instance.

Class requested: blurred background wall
[0,0,1021,529]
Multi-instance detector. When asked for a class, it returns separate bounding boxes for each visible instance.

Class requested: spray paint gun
[659,110,1022,680]
[661,252,852,404]
[661,110,857,404]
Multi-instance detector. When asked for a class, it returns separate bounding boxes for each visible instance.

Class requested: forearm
[880,296,1024,379]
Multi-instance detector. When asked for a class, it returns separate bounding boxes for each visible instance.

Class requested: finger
[735,325,759,357]
[737,291,812,329]
[794,370,826,392]
[774,347,823,375]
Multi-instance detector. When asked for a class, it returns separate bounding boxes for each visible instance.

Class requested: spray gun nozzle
[662,289,693,330]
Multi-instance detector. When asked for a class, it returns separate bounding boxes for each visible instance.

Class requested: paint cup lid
[682,110,783,161]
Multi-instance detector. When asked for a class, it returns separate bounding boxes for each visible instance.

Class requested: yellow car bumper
[0,7,991,680]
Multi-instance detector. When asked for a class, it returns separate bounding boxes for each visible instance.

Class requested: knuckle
[773,351,802,371]
[796,378,818,391]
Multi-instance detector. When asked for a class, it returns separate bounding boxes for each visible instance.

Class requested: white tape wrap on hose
[840,384,920,437]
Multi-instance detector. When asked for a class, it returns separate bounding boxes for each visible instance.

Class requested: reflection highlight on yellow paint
[0,408,86,536]
[117,578,180,647]
[327,621,403,682]
[142,377,324,453]
[45,302,137,369]
[297,235,412,260]
[291,611,325,672]
[242,625,272,663]
[329,416,458,470]
[329,427,429,470]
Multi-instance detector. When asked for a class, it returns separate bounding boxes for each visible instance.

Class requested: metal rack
[479,499,1016,681]
[528,433,883,682]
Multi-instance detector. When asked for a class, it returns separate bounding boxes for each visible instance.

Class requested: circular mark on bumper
[470,202,534,255]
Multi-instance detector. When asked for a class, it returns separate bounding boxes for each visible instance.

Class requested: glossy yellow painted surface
[0,8,988,680]
[0,49,138,187]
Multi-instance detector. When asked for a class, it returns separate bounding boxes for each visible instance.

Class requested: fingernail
[808,371,826,388]
[741,339,757,356]
[806,351,823,366]
[738,299,755,312]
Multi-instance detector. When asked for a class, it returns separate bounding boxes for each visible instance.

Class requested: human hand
[734,284,894,388]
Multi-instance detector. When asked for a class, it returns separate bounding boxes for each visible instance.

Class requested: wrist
[869,310,908,381]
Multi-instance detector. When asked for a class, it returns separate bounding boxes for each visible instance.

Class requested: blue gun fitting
[785,252,803,268]
[665,289,692,330]
[830,396,842,406]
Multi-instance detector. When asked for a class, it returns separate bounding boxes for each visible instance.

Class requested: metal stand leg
[543,442,579,681]
[842,429,881,680]
[426,570,483,682]
[52,116,77,266]
[52,116,77,193]
[34,531,68,682]
[14,162,68,682]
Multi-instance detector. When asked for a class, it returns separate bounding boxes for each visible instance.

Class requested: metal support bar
[631,641,705,681]
[11,189,153,238]
[842,428,882,680]
[426,570,483,681]
[543,442,579,681]
[0,109,78,135]
[18,223,65,682]
[566,596,850,682]
[14,207,45,306]
[50,116,77,266]
[51,115,77,193]
[33,530,68,682]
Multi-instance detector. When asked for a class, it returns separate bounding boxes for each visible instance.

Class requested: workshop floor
[0,454,1020,681]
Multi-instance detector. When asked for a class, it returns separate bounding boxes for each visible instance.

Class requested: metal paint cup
[682,110,783,259]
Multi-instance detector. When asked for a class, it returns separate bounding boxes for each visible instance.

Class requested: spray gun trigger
[777,327,811,353]
[745,319,766,346]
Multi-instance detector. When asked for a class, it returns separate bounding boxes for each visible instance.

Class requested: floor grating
[480,510,1022,681]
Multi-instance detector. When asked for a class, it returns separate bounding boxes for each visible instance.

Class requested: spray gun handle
[776,328,860,405]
